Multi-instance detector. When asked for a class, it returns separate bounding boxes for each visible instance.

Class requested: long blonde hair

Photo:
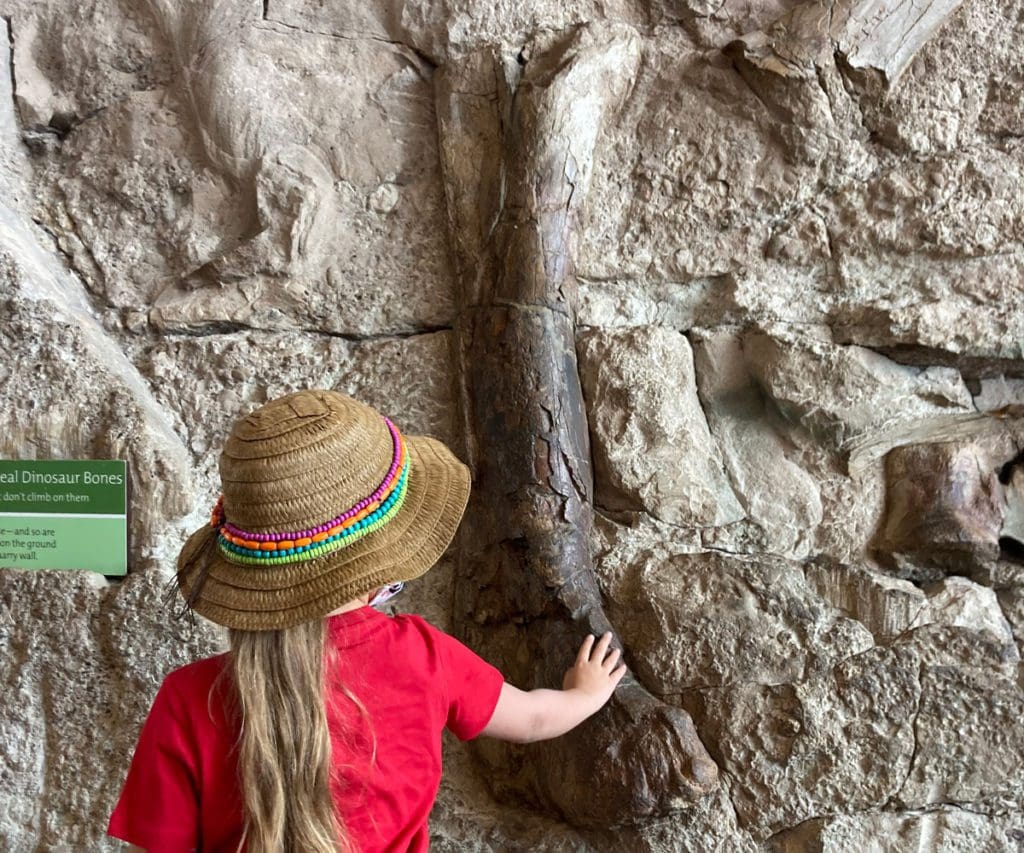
[216,618,353,853]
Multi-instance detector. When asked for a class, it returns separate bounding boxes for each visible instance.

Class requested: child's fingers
[590,630,613,663]
[602,647,621,671]
[610,662,628,683]
[576,634,595,666]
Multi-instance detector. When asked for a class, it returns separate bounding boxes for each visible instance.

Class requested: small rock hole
[998,536,1024,563]
[998,449,1024,484]
[47,110,77,138]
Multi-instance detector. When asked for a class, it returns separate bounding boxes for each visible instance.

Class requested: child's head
[170,388,471,630]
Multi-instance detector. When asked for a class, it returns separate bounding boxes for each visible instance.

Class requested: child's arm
[480,631,627,744]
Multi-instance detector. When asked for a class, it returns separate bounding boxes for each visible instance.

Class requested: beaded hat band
[211,417,410,566]
[171,389,472,631]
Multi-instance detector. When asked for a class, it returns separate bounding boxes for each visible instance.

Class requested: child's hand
[562,631,627,710]
[481,631,629,743]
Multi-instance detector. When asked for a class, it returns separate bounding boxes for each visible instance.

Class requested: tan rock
[269,0,643,62]
[0,212,192,556]
[877,441,1006,580]
[577,326,743,528]
[923,575,1017,646]
[7,0,172,129]
[770,807,1024,852]
[691,646,921,841]
[605,550,874,694]
[804,560,932,644]
[744,331,974,452]
[142,329,458,495]
[691,329,823,559]
[29,8,455,335]
[895,665,1024,809]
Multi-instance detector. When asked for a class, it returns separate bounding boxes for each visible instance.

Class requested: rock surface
[577,326,743,528]
[2,0,1024,849]
[770,807,1024,852]
[877,440,1007,580]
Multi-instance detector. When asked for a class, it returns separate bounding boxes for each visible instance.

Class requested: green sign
[0,460,128,575]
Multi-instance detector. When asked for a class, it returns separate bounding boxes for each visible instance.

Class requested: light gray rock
[142,329,459,496]
[923,575,1017,647]
[6,0,173,130]
[576,277,726,331]
[578,27,865,287]
[691,646,921,841]
[32,88,204,310]
[896,621,1020,685]
[577,326,744,528]
[996,581,1024,667]
[603,550,874,694]
[835,0,968,89]
[895,664,1024,810]
[821,147,1024,362]
[744,331,974,453]
[770,807,1024,853]
[806,562,1021,661]
[728,0,968,93]
[691,329,824,559]
[0,18,33,214]
[839,1,1018,157]
[268,0,643,63]
[971,375,1024,413]
[28,5,455,335]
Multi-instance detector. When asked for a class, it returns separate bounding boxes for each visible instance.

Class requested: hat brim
[175,435,471,630]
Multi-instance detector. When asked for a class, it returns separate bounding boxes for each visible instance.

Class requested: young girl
[107,389,626,852]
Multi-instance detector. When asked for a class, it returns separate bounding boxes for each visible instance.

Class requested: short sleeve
[419,620,505,741]
[107,675,201,851]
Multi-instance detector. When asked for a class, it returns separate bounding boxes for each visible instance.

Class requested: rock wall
[1,0,1024,849]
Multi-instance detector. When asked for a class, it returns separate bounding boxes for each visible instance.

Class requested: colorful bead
[218,454,410,558]
[217,417,407,545]
[209,415,412,567]
[216,466,410,566]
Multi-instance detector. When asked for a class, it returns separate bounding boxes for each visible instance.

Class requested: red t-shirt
[107,606,505,852]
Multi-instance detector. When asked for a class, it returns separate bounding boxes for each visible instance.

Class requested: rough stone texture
[690,645,922,840]
[270,0,644,64]
[600,550,874,694]
[804,559,932,644]
[2,0,1024,849]
[577,326,743,527]
[876,440,1008,580]
[142,329,459,495]
[20,1,455,336]
[690,328,828,561]
[0,125,193,557]
[923,575,1017,647]
[743,330,975,455]
[896,663,1024,810]
[770,808,1024,853]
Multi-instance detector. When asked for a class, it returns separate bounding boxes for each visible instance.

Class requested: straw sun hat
[172,389,471,630]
